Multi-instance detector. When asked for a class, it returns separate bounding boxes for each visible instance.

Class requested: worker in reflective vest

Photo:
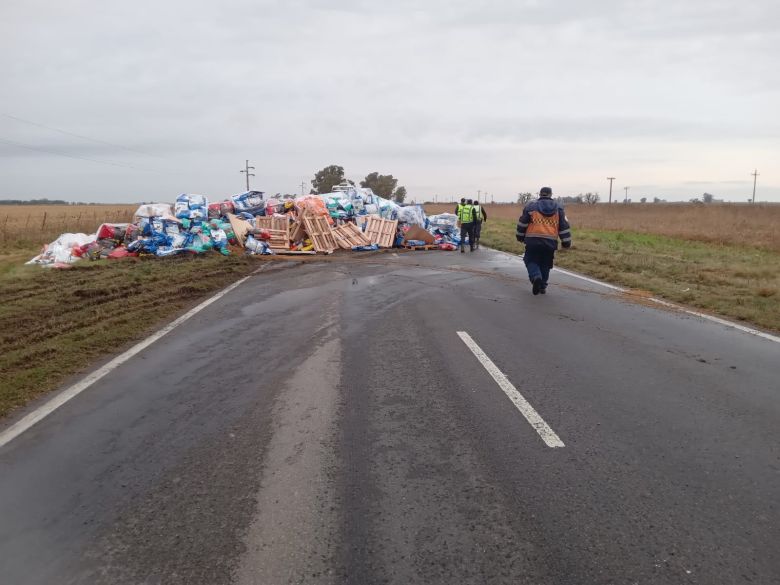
[458,198,477,253]
[472,200,487,249]
[455,197,466,216]
[516,187,572,295]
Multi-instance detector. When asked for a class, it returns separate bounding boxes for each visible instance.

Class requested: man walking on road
[516,187,571,294]
[455,197,466,216]
[458,198,476,253]
[472,200,487,249]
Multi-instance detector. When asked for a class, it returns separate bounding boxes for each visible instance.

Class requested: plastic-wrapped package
[293,195,329,217]
[265,198,282,216]
[231,191,265,214]
[96,223,129,242]
[175,194,209,220]
[245,235,274,255]
[107,246,139,259]
[397,205,426,226]
[133,203,178,223]
[208,200,235,219]
[211,228,230,255]
[352,243,379,252]
[26,233,96,266]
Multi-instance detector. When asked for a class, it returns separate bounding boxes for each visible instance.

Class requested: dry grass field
[425,203,780,251]
[0,204,136,250]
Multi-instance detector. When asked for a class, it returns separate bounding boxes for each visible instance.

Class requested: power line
[3,113,162,159]
[0,136,161,172]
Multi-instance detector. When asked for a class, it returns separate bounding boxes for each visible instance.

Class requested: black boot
[532,277,542,295]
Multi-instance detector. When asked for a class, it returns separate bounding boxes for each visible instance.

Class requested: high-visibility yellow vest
[473,205,482,221]
[458,204,473,223]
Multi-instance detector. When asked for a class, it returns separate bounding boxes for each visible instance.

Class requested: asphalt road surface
[1,249,778,585]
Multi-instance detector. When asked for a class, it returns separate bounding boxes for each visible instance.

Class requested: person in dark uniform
[472,200,487,249]
[516,187,572,294]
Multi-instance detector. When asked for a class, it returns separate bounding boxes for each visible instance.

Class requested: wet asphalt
[0,248,778,584]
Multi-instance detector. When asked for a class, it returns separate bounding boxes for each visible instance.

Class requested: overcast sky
[1,0,778,203]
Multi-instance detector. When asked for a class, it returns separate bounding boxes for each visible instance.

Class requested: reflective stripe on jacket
[458,204,474,223]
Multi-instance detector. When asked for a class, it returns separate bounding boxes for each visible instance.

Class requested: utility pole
[300,181,306,196]
[607,177,615,203]
[624,186,630,203]
[477,189,481,200]
[239,159,255,191]
[751,169,759,203]
[491,193,494,204]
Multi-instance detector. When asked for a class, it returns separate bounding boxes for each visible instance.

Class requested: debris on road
[27,188,462,267]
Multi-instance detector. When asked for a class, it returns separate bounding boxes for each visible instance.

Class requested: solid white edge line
[456,331,565,448]
[0,267,265,450]
[490,248,780,345]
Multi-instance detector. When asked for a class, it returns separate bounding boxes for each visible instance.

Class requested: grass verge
[481,220,780,333]
[0,250,261,420]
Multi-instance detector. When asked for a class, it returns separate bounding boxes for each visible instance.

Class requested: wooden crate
[364,217,398,248]
[290,219,307,242]
[262,228,290,250]
[332,222,371,249]
[255,216,289,233]
[302,215,337,252]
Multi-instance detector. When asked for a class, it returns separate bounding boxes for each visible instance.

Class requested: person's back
[458,199,476,253]
[516,187,571,294]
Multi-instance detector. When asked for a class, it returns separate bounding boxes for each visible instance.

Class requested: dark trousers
[460,222,475,249]
[523,245,555,287]
[474,221,483,240]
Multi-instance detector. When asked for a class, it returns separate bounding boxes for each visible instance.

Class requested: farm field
[424,203,780,333]
[424,202,780,251]
[0,204,136,251]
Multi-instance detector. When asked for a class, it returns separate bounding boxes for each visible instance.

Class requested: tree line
[310,165,407,203]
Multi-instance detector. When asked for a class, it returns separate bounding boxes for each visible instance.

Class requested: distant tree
[360,172,398,199]
[690,198,703,204]
[584,192,600,205]
[517,192,533,205]
[311,165,347,194]
[653,197,662,203]
[702,192,714,203]
[393,186,407,203]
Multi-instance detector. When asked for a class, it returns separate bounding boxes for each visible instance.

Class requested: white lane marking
[456,331,565,448]
[490,248,780,345]
[0,266,268,450]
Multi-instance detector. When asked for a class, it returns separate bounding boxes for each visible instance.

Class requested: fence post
[41,212,47,230]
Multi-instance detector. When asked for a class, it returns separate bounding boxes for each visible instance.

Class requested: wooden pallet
[289,219,307,242]
[302,215,337,252]
[255,216,289,232]
[364,217,398,248]
[262,229,290,250]
[332,222,371,249]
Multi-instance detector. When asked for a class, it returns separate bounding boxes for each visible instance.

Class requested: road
[1,248,778,584]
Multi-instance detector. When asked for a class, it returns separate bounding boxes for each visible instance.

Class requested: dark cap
[460,197,466,202]
[539,187,553,197]
[467,198,473,204]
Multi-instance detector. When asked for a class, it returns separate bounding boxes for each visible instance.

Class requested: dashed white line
[457,331,565,448]
[0,266,268,450]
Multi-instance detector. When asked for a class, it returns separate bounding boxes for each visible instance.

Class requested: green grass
[0,249,261,419]
[481,220,780,333]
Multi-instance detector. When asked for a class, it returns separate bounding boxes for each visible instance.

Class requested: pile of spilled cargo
[27,186,462,267]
